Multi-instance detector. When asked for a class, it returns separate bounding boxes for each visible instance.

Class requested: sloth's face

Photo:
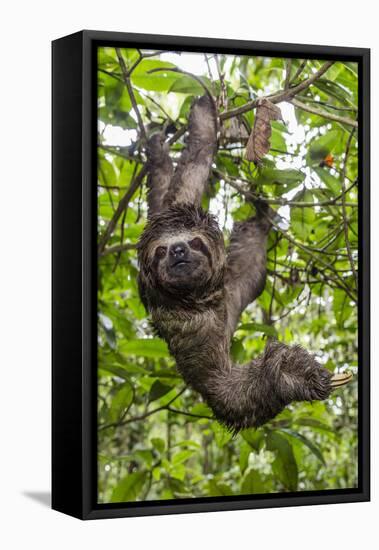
[150,231,214,291]
[138,205,226,304]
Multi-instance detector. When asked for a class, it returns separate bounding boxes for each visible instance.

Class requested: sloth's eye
[155,246,167,258]
[189,237,203,250]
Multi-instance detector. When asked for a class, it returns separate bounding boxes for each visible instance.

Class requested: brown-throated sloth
[137,94,352,432]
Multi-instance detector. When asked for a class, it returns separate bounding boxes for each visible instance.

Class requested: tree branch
[290,97,358,128]
[98,164,148,254]
[166,407,214,421]
[215,170,357,208]
[219,61,335,121]
[100,242,137,257]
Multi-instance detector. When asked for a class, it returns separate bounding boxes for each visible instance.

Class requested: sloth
[137,95,352,432]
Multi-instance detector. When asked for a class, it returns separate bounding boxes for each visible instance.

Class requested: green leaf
[172,449,196,465]
[216,153,240,177]
[256,166,305,190]
[151,437,166,454]
[190,403,213,417]
[98,364,129,379]
[314,166,341,194]
[211,421,233,447]
[127,297,146,320]
[131,60,179,91]
[119,338,169,358]
[333,288,353,329]
[178,95,196,119]
[279,429,326,465]
[266,431,298,491]
[104,79,124,108]
[239,440,252,473]
[231,338,245,362]
[206,479,234,496]
[290,190,316,240]
[169,75,208,95]
[308,130,344,163]
[237,322,277,337]
[241,428,264,451]
[148,380,173,403]
[170,463,186,481]
[173,440,201,450]
[135,449,154,467]
[109,382,134,422]
[270,126,287,152]
[294,417,334,433]
[241,469,266,494]
[110,471,147,503]
[133,59,177,75]
[152,467,161,481]
[313,78,355,107]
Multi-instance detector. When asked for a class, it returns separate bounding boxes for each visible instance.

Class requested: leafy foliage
[97,48,358,503]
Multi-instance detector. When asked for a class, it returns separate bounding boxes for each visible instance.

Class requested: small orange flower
[319,153,334,168]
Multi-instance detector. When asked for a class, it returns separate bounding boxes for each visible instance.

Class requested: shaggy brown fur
[137,95,351,432]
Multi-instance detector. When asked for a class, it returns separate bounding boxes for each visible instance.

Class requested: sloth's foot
[262,340,353,403]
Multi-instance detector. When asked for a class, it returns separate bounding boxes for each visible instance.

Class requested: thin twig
[99,388,186,431]
[296,95,357,112]
[141,90,175,123]
[98,144,141,163]
[289,59,307,85]
[204,54,217,97]
[115,48,147,141]
[215,54,227,111]
[111,160,140,267]
[340,128,358,287]
[268,235,279,321]
[284,59,293,89]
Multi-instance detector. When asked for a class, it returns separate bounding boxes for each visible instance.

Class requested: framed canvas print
[52,30,370,520]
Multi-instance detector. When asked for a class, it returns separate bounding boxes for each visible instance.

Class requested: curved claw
[330,371,353,389]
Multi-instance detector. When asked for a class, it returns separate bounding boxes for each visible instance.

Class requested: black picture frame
[52,30,370,520]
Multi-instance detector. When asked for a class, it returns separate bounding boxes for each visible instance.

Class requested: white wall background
[1,1,376,548]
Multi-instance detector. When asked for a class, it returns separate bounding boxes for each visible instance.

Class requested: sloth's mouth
[171,259,190,268]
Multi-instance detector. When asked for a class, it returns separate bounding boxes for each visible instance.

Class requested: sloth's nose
[169,242,187,259]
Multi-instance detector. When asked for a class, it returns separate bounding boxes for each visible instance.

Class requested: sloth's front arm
[146,95,217,217]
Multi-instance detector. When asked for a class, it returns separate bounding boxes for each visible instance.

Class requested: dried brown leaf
[246,99,283,165]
